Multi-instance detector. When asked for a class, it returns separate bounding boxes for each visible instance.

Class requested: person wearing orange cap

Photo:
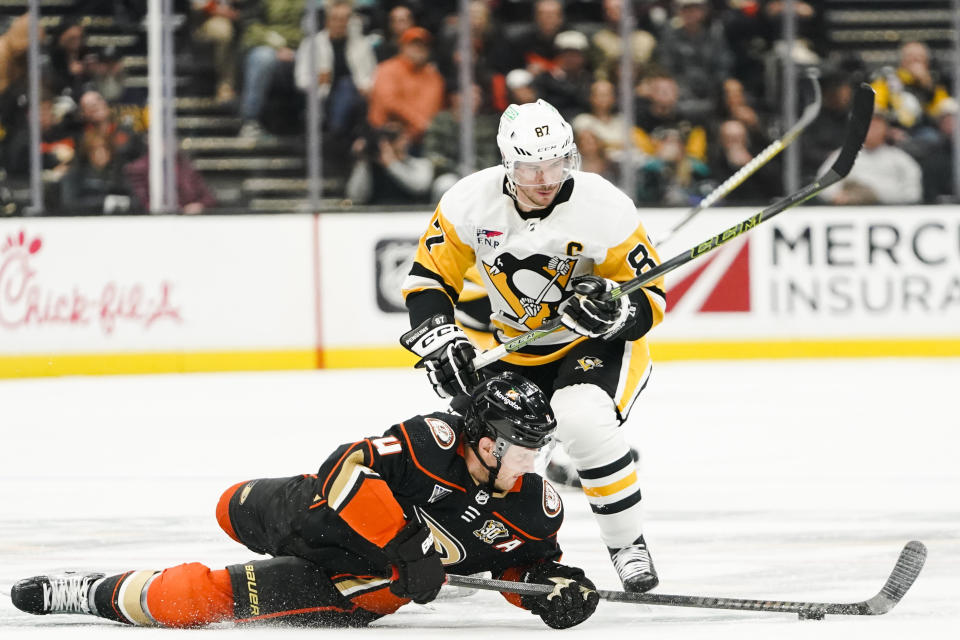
[367,26,445,141]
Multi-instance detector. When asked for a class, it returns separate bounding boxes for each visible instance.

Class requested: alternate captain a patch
[425,418,456,449]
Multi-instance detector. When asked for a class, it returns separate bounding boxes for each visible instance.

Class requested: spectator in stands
[533,30,593,122]
[506,0,567,76]
[435,0,512,113]
[367,26,444,143]
[59,130,135,215]
[345,121,433,205]
[295,0,376,142]
[191,0,244,104]
[634,68,707,164]
[719,77,763,137]
[237,0,305,139]
[575,126,619,184]
[708,118,781,204]
[0,14,30,96]
[46,17,90,100]
[40,96,77,183]
[722,0,818,105]
[0,13,35,176]
[424,80,500,201]
[801,68,853,180]
[76,89,143,167]
[374,4,414,63]
[636,125,711,205]
[817,109,923,206]
[572,79,630,159]
[653,0,734,122]
[871,41,952,143]
[591,0,656,84]
[86,45,128,104]
[505,68,538,105]
[124,148,218,214]
[916,98,957,203]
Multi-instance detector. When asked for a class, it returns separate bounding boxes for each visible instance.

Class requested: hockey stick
[470,83,875,371]
[445,540,926,619]
[656,68,823,249]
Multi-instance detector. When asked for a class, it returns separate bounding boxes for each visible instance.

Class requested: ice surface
[1,359,958,639]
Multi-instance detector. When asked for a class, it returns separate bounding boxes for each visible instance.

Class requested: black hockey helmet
[463,372,556,450]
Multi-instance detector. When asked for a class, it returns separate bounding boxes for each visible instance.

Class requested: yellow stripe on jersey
[403,207,476,304]
[459,266,489,303]
[615,339,653,417]
[595,223,667,330]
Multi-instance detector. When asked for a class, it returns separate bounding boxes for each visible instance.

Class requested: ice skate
[609,535,658,593]
[11,571,103,616]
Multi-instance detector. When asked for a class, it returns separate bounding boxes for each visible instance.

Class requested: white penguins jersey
[402,166,667,364]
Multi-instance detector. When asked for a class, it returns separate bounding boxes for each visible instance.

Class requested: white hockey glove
[559,275,632,339]
[400,314,483,399]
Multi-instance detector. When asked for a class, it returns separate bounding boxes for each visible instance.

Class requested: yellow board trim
[3,339,960,379]
[649,339,960,360]
[323,339,960,368]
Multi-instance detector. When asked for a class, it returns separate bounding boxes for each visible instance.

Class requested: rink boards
[0,206,958,377]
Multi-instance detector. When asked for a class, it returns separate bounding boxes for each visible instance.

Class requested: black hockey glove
[559,275,632,340]
[400,314,483,399]
[520,561,599,629]
[382,520,445,604]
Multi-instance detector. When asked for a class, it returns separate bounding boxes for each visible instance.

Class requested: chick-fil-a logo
[0,230,182,335]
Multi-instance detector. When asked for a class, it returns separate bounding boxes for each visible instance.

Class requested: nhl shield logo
[473,519,509,544]
[474,489,490,505]
[575,356,603,372]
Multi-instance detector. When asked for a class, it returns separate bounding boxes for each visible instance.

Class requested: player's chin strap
[456,395,505,494]
[468,437,506,496]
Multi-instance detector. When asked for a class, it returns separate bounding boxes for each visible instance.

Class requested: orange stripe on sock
[216,481,247,544]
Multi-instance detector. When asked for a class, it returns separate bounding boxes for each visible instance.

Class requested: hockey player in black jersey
[11,373,599,630]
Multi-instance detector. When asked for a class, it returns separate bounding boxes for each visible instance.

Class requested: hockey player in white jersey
[400,99,666,593]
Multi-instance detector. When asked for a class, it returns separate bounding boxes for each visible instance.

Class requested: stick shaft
[657,70,822,247]
[445,540,926,617]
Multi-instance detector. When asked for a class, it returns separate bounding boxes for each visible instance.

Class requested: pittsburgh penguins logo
[482,253,578,328]
[575,357,603,372]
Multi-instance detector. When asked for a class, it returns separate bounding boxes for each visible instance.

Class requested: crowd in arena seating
[0,0,957,215]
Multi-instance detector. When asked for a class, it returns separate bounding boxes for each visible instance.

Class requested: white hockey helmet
[497,99,580,189]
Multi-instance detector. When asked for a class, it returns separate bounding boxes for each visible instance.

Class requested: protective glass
[508,151,580,187]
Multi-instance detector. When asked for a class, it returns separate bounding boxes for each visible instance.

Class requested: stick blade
[824,84,875,181]
[869,540,927,614]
